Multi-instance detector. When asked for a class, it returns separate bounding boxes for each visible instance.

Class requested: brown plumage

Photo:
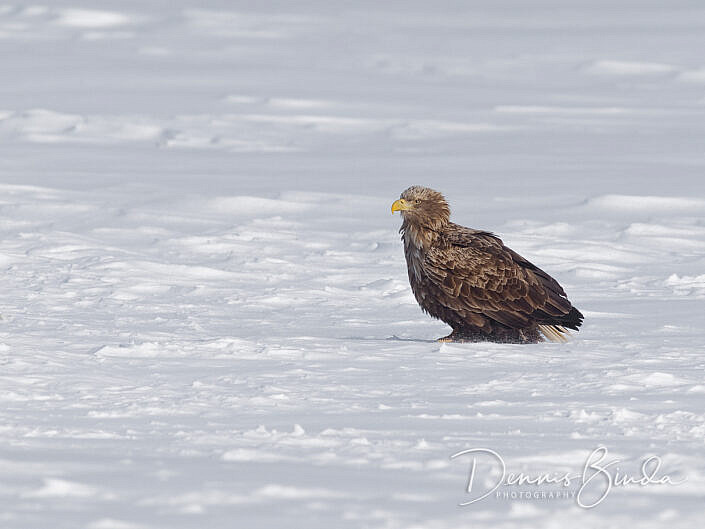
[391,186,583,343]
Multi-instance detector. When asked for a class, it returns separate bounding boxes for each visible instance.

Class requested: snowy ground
[1,1,705,527]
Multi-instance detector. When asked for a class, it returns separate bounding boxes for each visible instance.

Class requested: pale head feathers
[397,186,451,252]
[398,186,451,229]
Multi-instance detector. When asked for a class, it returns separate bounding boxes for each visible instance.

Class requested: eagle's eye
[415,199,421,204]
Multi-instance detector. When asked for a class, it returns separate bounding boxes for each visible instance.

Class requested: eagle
[391,186,583,343]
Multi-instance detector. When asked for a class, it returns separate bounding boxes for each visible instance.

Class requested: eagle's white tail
[539,325,570,343]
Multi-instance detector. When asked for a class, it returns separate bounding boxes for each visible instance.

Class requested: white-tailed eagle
[392,186,583,343]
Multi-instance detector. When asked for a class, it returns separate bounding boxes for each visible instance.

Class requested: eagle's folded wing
[423,234,573,330]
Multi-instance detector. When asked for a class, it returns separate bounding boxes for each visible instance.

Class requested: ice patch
[677,68,705,83]
[625,223,705,238]
[6,108,82,134]
[56,9,130,28]
[571,262,631,279]
[664,273,705,297]
[628,372,686,387]
[535,244,645,264]
[224,94,262,104]
[390,120,512,140]
[94,343,174,358]
[81,31,135,41]
[222,448,295,463]
[268,98,334,109]
[208,196,311,216]
[94,337,260,359]
[0,109,162,144]
[612,407,647,423]
[588,194,705,212]
[183,9,318,39]
[255,484,347,499]
[87,520,148,529]
[24,478,106,499]
[586,60,677,76]
[138,489,253,511]
[240,113,387,132]
[581,310,633,318]
[495,105,629,115]
[570,409,603,423]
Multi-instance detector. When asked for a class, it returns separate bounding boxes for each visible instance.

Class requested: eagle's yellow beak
[391,198,412,214]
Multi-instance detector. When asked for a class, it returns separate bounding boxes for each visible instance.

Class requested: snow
[1,1,704,528]
[55,9,131,29]
[585,60,678,76]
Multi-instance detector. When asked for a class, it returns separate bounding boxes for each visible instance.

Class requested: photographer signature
[450,446,686,509]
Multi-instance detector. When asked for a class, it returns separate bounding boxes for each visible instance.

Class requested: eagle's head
[391,186,450,230]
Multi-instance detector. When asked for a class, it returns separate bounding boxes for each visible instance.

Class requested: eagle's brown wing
[423,226,576,331]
